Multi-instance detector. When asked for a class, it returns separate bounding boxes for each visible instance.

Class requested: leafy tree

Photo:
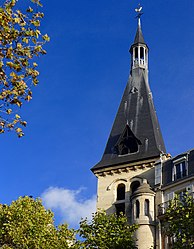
[0,0,49,137]
[78,211,138,249]
[0,196,77,248]
[162,193,194,249]
[0,197,139,249]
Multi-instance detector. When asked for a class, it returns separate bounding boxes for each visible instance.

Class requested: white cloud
[41,187,96,227]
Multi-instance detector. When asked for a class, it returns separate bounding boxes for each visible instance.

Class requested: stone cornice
[94,157,158,178]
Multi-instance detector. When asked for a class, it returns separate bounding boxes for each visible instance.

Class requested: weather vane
[135,3,143,26]
[135,3,143,19]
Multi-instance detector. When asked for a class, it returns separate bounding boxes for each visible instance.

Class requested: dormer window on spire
[114,124,142,156]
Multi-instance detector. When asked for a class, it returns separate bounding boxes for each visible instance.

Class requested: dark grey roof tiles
[92,68,166,171]
[134,24,146,45]
[162,149,194,186]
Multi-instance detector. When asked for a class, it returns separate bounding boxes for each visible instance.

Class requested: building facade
[156,150,194,248]
[91,7,194,249]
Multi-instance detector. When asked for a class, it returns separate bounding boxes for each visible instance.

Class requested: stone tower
[91,7,166,249]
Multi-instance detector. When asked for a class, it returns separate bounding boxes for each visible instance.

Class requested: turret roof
[133,24,146,45]
[133,181,155,195]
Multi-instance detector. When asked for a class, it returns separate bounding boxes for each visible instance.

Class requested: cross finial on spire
[135,3,143,27]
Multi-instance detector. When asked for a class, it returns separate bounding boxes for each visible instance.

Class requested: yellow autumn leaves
[0,0,49,137]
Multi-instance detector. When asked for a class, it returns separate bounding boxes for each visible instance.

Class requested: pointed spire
[91,5,166,172]
[134,24,146,45]
[92,70,166,171]
[134,4,146,45]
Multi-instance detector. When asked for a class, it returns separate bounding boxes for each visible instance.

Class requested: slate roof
[133,182,155,195]
[92,68,166,171]
[162,149,194,186]
[133,24,146,45]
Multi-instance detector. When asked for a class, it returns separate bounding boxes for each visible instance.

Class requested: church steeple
[92,6,166,172]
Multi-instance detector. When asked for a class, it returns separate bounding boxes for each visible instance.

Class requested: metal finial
[135,4,143,26]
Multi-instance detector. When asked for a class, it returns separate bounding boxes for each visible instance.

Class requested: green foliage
[163,193,194,249]
[0,196,76,248]
[0,0,49,137]
[0,198,138,249]
[78,211,138,249]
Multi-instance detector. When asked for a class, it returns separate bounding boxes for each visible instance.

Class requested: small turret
[131,179,156,249]
[130,9,148,70]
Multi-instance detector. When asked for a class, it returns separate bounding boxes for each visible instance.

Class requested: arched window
[136,200,140,218]
[117,184,125,200]
[130,181,140,194]
[140,47,144,59]
[144,199,149,216]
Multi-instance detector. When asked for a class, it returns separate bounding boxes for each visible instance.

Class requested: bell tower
[91,5,166,249]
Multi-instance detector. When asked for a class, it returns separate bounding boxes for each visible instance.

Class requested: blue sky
[1,0,194,227]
